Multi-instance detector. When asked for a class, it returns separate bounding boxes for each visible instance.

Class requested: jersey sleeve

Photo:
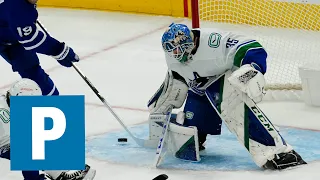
[225,34,268,74]
[5,0,63,56]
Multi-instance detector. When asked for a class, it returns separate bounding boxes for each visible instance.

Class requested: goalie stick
[35,20,159,149]
[153,106,173,167]
[153,73,224,167]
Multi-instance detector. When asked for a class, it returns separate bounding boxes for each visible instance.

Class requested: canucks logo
[185,111,194,120]
[0,108,10,123]
[208,33,222,48]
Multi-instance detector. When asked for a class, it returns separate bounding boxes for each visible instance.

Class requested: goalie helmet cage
[190,0,320,101]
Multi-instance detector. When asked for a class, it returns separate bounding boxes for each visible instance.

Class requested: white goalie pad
[0,96,10,149]
[149,114,167,141]
[149,114,200,162]
[205,71,292,167]
[149,111,186,141]
[167,123,200,162]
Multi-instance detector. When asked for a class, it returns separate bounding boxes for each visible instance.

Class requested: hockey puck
[117,138,127,142]
[152,174,168,180]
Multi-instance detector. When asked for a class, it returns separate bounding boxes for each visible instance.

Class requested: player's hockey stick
[71,63,159,148]
[153,174,169,180]
[153,106,173,167]
[35,20,159,148]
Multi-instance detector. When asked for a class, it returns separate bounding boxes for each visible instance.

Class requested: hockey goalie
[147,23,307,170]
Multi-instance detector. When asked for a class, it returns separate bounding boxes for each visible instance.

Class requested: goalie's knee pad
[183,90,222,135]
[147,71,188,114]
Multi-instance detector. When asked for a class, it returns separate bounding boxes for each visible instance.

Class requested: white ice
[0,8,319,180]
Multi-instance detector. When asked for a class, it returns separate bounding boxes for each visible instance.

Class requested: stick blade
[153,174,168,180]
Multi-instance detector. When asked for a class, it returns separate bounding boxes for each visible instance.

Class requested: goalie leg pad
[149,114,201,162]
[206,71,293,167]
[167,122,201,162]
[149,114,168,141]
[149,111,188,141]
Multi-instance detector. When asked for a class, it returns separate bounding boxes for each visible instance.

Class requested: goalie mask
[162,23,194,63]
[6,78,42,107]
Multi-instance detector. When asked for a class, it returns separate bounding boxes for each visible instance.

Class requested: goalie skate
[45,164,96,180]
[263,150,307,170]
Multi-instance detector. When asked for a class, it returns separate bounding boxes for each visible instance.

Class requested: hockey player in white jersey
[147,23,306,170]
[0,78,96,180]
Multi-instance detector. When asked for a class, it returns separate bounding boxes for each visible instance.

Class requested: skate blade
[83,168,96,180]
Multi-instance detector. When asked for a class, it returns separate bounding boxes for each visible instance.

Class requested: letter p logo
[32,107,66,160]
[10,95,85,171]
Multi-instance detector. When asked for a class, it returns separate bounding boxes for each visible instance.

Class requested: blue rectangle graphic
[10,95,85,170]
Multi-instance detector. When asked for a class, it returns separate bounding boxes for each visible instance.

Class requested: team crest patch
[185,111,194,120]
[208,33,221,48]
[0,108,10,123]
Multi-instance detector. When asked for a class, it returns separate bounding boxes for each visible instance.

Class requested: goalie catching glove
[228,63,266,103]
[148,70,188,114]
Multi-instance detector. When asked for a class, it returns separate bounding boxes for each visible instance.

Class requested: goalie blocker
[147,67,306,170]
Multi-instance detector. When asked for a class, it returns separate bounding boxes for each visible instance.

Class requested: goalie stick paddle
[71,63,158,148]
[153,107,173,167]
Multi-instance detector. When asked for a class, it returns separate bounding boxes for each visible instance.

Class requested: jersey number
[17,26,33,37]
[226,38,239,48]
[0,0,4,4]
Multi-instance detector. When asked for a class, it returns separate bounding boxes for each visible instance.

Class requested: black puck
[152,174,168,180]
[118,138,127,142]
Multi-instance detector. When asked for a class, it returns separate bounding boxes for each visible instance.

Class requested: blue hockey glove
[53,43,80,67]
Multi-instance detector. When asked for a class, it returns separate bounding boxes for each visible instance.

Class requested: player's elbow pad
[16,23,47,51]
[148,71,188,114]
[15,23,60,55]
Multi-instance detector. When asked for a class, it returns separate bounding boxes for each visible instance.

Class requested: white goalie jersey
[0,95,10,149]
[151,24,305,170]
[165,28,267,87]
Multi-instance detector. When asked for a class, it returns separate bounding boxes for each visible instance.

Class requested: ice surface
[0,8,319,180]
[86,124,320,171]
